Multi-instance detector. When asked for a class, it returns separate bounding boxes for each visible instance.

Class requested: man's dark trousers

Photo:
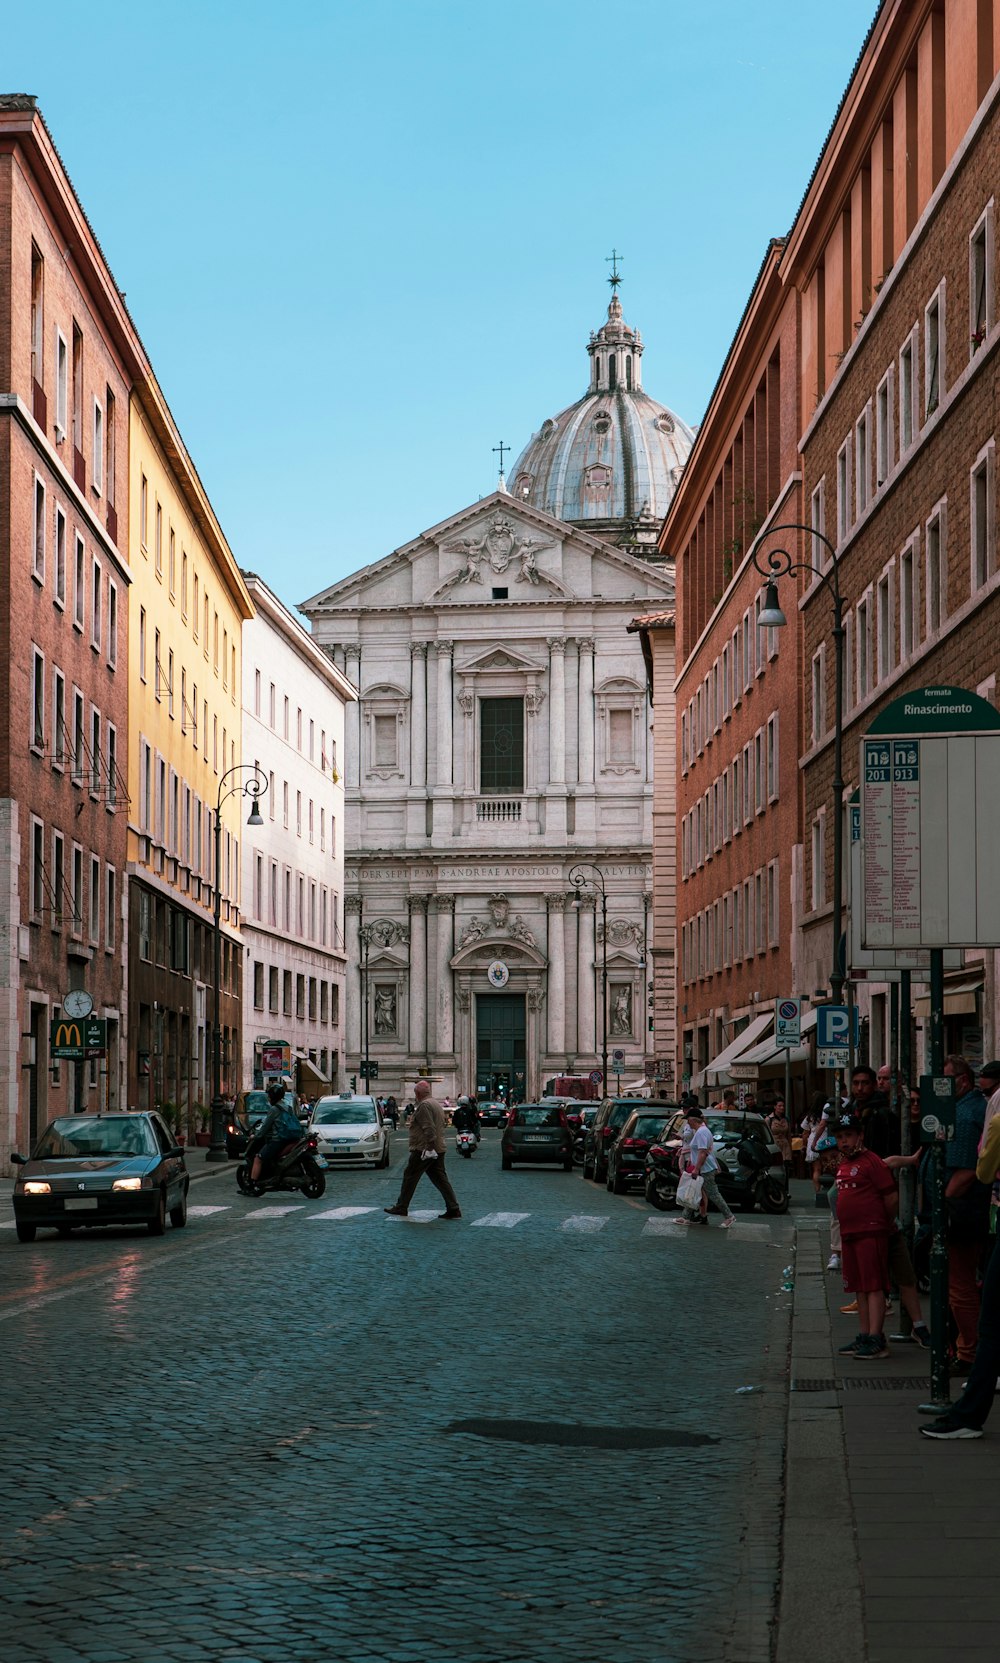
[394,1151,460,1213]
[949,1232,1000,1427]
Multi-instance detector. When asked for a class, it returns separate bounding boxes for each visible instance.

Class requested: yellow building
[126,373,253,1130]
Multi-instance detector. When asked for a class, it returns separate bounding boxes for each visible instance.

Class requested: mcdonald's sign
[50,1018,107,1059]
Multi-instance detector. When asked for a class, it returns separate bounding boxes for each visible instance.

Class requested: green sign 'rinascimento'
[866,686,1000,735]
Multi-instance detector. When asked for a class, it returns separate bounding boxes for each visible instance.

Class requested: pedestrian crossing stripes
[187,1205,229,1217]
[469,1211,531,1229]
[560,1215,608,1233]
[241,1205,303,1218]
[309,1206,379,1221]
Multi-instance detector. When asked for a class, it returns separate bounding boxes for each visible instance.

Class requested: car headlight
[23,1180,51,1195]
[363,1130,382,1143]
[112,1177,143,1191]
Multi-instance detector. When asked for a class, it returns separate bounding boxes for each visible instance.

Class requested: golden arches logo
[53,1022,82,1048]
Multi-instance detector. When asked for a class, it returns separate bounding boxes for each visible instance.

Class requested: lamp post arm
[206,764,268,1163]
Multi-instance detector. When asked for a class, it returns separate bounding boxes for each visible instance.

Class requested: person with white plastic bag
[675,1105,735,1228]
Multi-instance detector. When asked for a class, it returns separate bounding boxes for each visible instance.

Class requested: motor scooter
[236,1129,327,1199]
[455,1129,479,1159]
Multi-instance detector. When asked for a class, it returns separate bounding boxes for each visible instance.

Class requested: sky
[5,0,879,610]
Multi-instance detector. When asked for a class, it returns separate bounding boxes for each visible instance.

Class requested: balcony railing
[476,797,522,822]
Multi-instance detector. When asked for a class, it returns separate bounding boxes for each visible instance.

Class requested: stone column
[436,641,453,786]
[525,687,545,801]
[435,895,455,1054]
[458,689,475,794]
[345,647,362,788]
[410,643,427,788]
[545,893,567,1058]
[577,893,596,1063]
[547,639,566,785]
[578,638,595,783]
[345,895,362,1059]
[408,895,428,1060]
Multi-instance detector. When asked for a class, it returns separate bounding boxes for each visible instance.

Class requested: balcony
[476,797,522,822]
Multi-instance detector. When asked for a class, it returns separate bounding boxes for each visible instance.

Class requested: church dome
[508,286,694,552]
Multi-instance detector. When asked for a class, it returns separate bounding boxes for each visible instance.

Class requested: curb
[775,1218,867,1663]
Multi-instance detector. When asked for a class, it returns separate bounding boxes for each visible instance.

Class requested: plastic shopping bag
[676,1171,704,1210]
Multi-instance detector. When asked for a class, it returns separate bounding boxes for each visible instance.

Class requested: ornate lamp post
[568,862,608,1089]
[753,522,845,1011]
[206,765,267,1162]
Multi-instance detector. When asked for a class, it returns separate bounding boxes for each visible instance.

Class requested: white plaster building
[240,575,356,1094]
[300,286,690,1104]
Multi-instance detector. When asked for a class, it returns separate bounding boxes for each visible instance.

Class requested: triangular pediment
[463,644,542,674]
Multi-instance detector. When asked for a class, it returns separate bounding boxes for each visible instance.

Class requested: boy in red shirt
[834,1114,899,1360]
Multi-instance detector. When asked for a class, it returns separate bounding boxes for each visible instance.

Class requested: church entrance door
[476,994,526,1105]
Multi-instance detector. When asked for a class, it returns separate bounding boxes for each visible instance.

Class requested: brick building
[0,97,143,1165]
[658,245,807,1100]
[791,0,1000,1064]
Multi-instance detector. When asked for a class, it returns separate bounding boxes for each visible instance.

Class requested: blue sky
[6,0,878,608]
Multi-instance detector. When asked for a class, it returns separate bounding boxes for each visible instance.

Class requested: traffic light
[349,1074,357,1091]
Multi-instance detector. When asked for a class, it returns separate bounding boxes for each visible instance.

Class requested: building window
[90,708,101,793]
[30,817,44,919]
[55,328,68,438]
[107,724,118,809]
[155,501,162,576]
[140,473,148,550]
[105,866,116,950]
[855,404,871,518]
[74,535,85,631]
[253,961,264,1009]
[30,244,44,393]
[107,580,117,668]
[766,713,779,802]
[154,629,162,700]
[924,287,944,417]
[168,527,175,597]
[971,441,995,590]
[72,690,85,782]
[33,475,45,582]
[71,845,83,935]
[89,855,100,944]
[31,647,45,751]
[139,607,147,682]
[900,538,918,659]
[91,558,101,651]
[105,387,116,511]
[856,594,871,700]
[876,368,894,486]
[811,646,825,745]
[53,505,66,607]
[876,570,893,684]
[767,859,779,947]
[926,503,947,633]
[970,204,994,356]
[836,439,851,544]
[811,812,826,911]
[52,832,64,930]
[53,669,65,766]
[811,480,827,565]
[92,398,104,496]
[899,332,916,453]
[181,549,188,616]
[269,965,279,1013]
[71,323,83,460]
[138,889,151,960]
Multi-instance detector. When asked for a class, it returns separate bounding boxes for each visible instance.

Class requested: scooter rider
[250,1084,302,1183]
[452,1095,480,1140]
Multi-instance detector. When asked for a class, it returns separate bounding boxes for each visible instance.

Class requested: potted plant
[193,1103,212,1147]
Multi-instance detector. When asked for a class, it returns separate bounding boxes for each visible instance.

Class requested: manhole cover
[446,1418,717,1450]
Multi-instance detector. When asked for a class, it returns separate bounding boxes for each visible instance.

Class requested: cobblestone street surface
[1,1134,793,1662]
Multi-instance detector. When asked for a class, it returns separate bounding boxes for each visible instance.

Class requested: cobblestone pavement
[0,1134,794,1663]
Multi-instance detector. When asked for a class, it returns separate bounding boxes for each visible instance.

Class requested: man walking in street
[676,1105,735,1229]
[385,1080,462,1220]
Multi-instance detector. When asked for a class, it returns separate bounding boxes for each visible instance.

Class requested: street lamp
[359,918,374,1090]
[752,521,845,1012]
[206,764,267,1162]
[568,862,608,1089]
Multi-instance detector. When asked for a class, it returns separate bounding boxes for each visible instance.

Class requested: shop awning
[913,976,984,1018]
[296,1056,331,1092]
[731,1007,819,1076]
[696,1013,774,1087]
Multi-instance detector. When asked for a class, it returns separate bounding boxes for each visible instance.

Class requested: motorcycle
[236,1130,327,1199]
[643,1135,788,1215]
[455,1129,479,1159]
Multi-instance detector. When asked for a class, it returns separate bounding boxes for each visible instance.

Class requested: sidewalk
[779,1216,1000,1663]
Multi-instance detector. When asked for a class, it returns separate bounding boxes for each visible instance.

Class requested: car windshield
[631,1116,669,1138]
[242,1093,270,1114]
[512,1107,563,1127]
[610,1102,643,1126]
[34,1117,157,1158]
[313,1104,377,1125]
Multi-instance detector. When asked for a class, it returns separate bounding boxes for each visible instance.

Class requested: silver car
[308,1094,391,1168]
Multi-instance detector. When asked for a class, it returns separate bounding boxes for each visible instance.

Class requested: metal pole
[899,970,914,1235]
[601,886,608,1090]
[831,596,846,1111]
[888,978,910,1336]
[207,802,227,1161]
[363,933,370,1087]
[927,947,950,1408]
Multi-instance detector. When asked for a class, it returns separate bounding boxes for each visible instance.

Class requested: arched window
[608,354,617,390]
[594,355,602,389]
[626,354,633,390]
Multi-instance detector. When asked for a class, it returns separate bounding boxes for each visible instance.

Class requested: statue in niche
[460,916,488,947]
[509,915,536,948]
[611,986,632,1036]
[374,986,397,1035]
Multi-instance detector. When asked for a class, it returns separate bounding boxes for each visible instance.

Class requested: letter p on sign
[817,1006,851,1048]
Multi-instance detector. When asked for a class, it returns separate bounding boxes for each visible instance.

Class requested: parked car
[643,1109,789,1213]
[226,1088,301,1160]
[11,1111,189,1242]
[308,1094,390,1168]
[583,1097,650,1184]
[604,1108,675,1194]
[501,1103,574,1171]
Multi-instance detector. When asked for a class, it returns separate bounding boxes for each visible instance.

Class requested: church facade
[300,288,691,1103]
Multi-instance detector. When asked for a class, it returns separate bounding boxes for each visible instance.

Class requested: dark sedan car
[11,1112,189,1242]
[582,1097,650,1184]
[604,1108,675,1194]
[501,1103,574,1171]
